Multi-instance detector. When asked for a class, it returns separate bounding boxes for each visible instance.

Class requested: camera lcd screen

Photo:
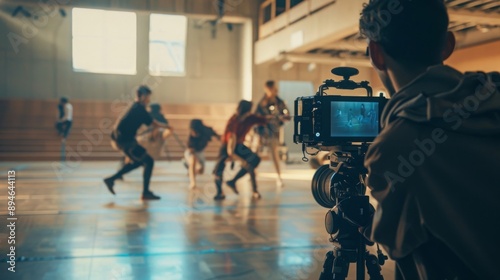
[330,101,379,137]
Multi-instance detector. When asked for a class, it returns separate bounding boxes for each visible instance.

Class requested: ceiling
[303,0,500,62]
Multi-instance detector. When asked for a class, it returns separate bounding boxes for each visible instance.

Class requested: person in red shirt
[213,100,269,200]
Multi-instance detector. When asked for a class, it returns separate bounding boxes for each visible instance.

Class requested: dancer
[115,103,171,180]
[184,119,220,189]
[55,97,73,142]
[254,80,291,187]
[213,100,277,200]
[104,86,172,200]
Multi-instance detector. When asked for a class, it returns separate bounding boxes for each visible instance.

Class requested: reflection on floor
[0,161,395,280]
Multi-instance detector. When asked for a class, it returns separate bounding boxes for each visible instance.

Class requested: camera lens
[311,165,336,208]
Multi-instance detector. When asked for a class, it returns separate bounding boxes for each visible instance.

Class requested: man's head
[190,119,203,131]
[360,0,455,95]
[264,80,278,98]
[236,100,253,116]
[137,85,152,105]
[60,97,68,104]
[149,103,162,115]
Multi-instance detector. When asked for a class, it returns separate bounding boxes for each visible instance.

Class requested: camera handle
[316,67,373,97]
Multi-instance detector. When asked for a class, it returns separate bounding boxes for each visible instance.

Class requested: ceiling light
[477,25,490,33]
[282,61,294,71]
[307,63,317,72]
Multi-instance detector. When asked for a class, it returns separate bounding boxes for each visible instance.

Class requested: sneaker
[104,178,115,195]
[213,193,226,200]
[142,191,161,200]
[226,180,239,194]
[252,192,262,199]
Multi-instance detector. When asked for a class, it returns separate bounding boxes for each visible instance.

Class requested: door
[277,80,315,159]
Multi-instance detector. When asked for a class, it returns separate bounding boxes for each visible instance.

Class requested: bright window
[72,8,136,75]
[149,14,187,76]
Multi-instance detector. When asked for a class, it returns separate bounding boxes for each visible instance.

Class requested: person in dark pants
[213,100,274,200]
[116,103,172,180]
[358,103,366,124]
[56,101,64,131]
[185,119,220,189]
[104,86,172,200]
[55,97,73,142]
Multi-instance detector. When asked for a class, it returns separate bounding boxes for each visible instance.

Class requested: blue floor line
[1,244,331,263]
[0,203,320,216]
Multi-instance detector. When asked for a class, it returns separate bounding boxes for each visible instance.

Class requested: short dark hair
[60,97,68,103]
[265,80,275,89]
[237,100,253,116]
[137,85,152,98]
[190,119,204,131]
[149,103,161,113]
[360,0,449,65]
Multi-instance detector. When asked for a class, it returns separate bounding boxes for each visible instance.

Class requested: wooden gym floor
[0,160,395,280]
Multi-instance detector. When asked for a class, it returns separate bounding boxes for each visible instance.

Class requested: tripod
[317,147,387,280]
[319,219,385,280]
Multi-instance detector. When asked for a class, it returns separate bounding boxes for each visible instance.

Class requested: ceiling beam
[320,39,367,53]
[447,0,474,7]
[454,27,500,48]
[462,0,496,9]
[279,52,371,68]
[448,9,500,25]
[481,2,500,10]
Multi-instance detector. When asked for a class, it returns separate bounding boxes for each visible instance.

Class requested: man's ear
[368,41,387,71]
[442,31,456,61]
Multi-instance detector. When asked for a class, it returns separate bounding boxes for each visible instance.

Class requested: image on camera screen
[330,101,379,137]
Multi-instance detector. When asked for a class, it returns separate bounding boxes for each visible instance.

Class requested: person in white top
[56,97,73,141]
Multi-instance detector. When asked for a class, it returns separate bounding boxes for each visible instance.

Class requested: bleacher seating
[0,99,235,161]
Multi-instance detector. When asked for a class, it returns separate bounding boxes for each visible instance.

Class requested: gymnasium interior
[0,0,499,279]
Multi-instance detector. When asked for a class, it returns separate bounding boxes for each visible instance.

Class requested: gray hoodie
[364,65,500,278]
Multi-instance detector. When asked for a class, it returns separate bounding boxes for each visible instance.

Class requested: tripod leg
[332,253,349,280]
[319,251,334,280]
[365,253,384,280]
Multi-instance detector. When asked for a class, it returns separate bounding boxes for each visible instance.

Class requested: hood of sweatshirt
[381,65,500,135]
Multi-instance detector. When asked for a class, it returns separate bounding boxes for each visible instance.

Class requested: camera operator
[359,0,500,279]
[254,80,291,187]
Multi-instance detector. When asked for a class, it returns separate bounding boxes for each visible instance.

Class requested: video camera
[294,67,387,147]
[293,67,388,280]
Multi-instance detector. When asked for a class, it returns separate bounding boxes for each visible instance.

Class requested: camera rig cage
[293,67,388,150]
